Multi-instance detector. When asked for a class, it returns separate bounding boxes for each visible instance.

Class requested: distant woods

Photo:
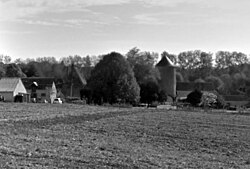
[1,48,250,103]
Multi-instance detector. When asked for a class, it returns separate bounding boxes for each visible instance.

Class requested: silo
[156,56,178,101]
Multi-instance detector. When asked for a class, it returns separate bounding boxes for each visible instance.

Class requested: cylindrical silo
[156,56,178,101]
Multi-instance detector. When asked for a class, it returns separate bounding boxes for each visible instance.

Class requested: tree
[36,56,57,64]
[205,75,224,91]
[0,62,5,77]
[140,78,159,104]
[178,50,213,81]
[90,55,103,66]
[196,51,213,79]
[20,62,39,77]
[126,48,161,103]
[0,54,11,64]
[14,58,24,65]
[231,73,247,94]
[215,51,232,70]
[87,52,140,104]
[219,74,232,95]
[5,63,26,77]
[83,55,92,67]
[4,55,11,64]
[126,47,159,85]
[127,47,158,69]
[231,52,249,65]
[178,51,200,70]
[126,47,140,69]
[215,51,249,75]
[0,55,4,63]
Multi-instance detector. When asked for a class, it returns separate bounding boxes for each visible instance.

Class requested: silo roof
[156,56,178,67]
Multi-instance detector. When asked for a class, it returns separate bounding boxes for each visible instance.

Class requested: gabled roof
[74,66,87,86]
[0,78,20,92]
[177,82,214,91]
[22,77,62,90]
[156,56,177,67]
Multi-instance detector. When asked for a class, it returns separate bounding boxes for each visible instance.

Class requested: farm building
[176,82,214,100]
[0,77,28,102]
[156,56,178,101]
[22,77,63,103]
[223,95,249,107]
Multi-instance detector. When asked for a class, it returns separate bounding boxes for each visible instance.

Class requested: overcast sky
[1,0,250,60]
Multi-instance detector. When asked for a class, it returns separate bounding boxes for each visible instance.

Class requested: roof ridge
[156,56,177,67]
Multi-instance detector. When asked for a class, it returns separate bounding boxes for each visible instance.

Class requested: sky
[1,0,250,60]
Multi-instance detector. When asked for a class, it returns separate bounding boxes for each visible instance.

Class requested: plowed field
[0,103,250,168]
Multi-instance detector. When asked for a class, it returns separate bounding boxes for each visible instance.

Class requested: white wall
[13,79,27,96]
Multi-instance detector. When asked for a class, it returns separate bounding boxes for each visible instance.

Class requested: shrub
[200,92,217,107]
[215,94,226,109]
[186,89,203,106]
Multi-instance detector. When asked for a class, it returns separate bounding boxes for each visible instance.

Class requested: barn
[0,78,28,102]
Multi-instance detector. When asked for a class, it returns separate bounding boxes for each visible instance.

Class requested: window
[41,93,46,97]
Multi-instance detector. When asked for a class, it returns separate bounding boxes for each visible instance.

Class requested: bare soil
[0,103,250,168]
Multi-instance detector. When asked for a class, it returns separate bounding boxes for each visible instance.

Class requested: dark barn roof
[177,82,214,91]
[22,77,63,90]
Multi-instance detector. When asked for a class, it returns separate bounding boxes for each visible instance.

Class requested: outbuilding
[0,78,28,102]
[22,77,59,103]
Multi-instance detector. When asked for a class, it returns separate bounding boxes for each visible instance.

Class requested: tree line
[0,48,250,104]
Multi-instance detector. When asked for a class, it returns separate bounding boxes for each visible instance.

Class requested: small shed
[0,78,28,102]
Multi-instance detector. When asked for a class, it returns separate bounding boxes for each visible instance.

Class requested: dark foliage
[80,87,92,104]
[87,52,140,104]
[5,63,26,77]
[215,94,226,109]
[19,62,39,77]
[186,89,203,106]
[158,90,168,103]
[140,80,159,104]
